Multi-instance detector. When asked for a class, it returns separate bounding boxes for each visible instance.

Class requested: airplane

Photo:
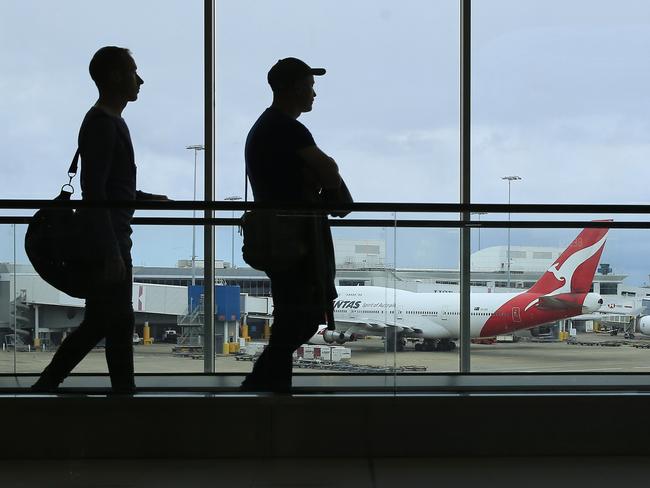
[310,225,608,351]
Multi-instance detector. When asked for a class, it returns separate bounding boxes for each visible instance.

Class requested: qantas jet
[311,226,608,351]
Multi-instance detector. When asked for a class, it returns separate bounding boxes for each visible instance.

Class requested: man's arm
[80,117,128,283]
[297,145,342,189]
[80,117,122,263]
[322,178,353,217]
[136,190,170,201]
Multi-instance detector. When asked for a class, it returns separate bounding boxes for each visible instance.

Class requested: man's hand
[323,179,353,218]
[102,255,127,284]
[136,190,171,201]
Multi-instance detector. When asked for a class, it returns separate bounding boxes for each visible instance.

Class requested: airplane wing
[334,318,423,336]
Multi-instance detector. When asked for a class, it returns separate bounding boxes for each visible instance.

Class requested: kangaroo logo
[524,233,607,312]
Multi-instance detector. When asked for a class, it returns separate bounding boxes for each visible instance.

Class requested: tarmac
[3,332,650,375]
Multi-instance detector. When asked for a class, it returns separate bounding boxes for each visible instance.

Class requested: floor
[0,457,645,488]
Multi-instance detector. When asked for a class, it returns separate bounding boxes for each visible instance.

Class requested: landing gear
[414,339,457,352]
[385,330,405,352]
[435,339,456,352]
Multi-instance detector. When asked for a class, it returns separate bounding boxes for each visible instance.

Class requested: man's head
[89,46,143,101]
[268,57,326,113]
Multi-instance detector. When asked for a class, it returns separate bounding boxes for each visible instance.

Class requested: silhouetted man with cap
[32,46,167,394]
[242,57,352,393]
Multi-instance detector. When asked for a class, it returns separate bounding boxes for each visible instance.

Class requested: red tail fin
[528,224,609,295]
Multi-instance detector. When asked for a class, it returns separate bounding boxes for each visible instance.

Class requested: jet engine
[639,316,650,336]
[323,330,355,345]
[582,293,604,314]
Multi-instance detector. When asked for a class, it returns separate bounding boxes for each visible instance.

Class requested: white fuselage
[333,286,601,340]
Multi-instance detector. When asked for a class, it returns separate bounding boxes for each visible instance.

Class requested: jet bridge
[0,266,274,347]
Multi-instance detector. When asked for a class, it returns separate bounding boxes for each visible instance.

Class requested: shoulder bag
[240,167,310,273]
[25,150,95,299]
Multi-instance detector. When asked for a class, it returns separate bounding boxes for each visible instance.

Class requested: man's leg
[104,266,135,392]
[105,307,135,392]
[32,305,107,389]
[242,273,322,391]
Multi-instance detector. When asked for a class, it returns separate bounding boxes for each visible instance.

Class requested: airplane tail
[527,223,609,296]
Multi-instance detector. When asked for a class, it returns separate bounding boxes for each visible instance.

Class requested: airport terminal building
[132,239,642,298]
[2,239,648,347]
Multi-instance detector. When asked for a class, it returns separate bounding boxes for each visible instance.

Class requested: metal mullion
[459,0,471,374]
[203,0,216,373]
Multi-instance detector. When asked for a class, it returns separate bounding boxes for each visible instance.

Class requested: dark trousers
[37,265,135,391]
[242,271,324,391]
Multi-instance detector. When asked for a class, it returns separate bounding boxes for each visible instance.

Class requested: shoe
[30,379,59,393]
[109,386,136,395]
[239,380,291,394]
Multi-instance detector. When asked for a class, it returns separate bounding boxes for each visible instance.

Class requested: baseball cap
[267,57,326,91]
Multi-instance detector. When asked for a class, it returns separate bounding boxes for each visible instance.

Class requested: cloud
[471,119,650,204]
[2,0,650,284]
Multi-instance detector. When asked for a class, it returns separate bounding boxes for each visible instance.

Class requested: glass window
[0,1,203,375]
[470,224,650,373]
[216,0,459,203]
[600,282,619,295]
[472,0,650,205]
[5,0,650,391]
[1,1,203,203]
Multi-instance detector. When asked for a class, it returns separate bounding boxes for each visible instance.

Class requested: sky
[2,0,650,284]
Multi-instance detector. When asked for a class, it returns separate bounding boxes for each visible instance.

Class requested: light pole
[186,144,204,288]
[502,175,521,288]
[225,195,242,268]
[471,211,488,252]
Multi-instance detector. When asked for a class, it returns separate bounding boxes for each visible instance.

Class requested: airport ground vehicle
[162,329,179,343]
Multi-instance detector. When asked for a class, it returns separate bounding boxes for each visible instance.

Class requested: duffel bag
[24,150,97,299]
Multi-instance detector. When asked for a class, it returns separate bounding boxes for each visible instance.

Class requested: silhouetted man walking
[32,46,167,393]
[242,57,351,393]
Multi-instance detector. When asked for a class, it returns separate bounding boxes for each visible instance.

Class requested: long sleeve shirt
[78,106,137,258]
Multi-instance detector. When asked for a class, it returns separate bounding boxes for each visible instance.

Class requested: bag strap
[68,148,80,176]
[244,164,249,203]
[61,149,81,195]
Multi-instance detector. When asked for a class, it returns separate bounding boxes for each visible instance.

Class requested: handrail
[1,217,649,229]
[0,199,650,214]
